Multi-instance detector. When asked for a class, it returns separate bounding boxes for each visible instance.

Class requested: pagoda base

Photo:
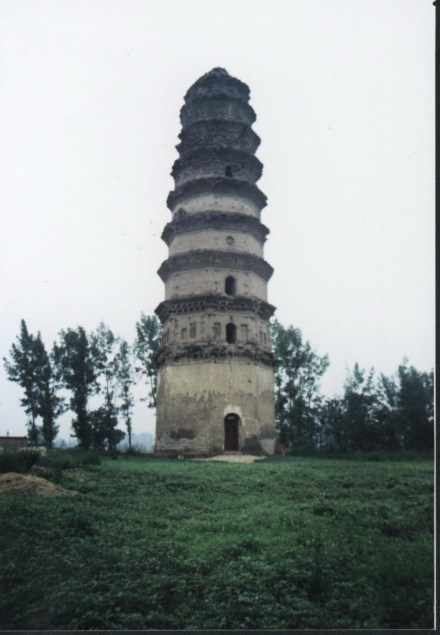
[155,357,276,457]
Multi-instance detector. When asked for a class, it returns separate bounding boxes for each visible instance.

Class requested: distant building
[154,68,276,457]
[0,436,28,450]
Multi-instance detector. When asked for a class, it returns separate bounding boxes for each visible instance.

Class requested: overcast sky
[0,0,434,440]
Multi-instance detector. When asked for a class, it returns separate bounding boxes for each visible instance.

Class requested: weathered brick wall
[155,359,275,455]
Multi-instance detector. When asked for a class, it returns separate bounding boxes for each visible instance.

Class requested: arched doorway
[224,413,240,451]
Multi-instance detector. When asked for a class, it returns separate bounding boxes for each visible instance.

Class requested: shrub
[0,449,41,474]
[40,449,101,472]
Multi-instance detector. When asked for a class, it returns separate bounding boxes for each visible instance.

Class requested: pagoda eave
[161,211,269,246]
[155,294,276,323]
[157,250,274,282]
[167,178,267,211]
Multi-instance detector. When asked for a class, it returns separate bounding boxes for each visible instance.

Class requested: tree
[397,362,433,451]
[33,335,65,448]
[90,323,124,449]
[3,320,41,444]
[114,339,135,451]
[89,406,125,452]
[271,320,329,451]
[134,313,161,408]
[4,321,65,448]
[320,397,347,449]
[91,323,119,410]
[342,364,381,451]
[320,361,434,453]
[53,327,99,450]
[374,372,402,451]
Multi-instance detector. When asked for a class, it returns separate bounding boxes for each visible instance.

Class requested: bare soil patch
[0,473,77,497]
[193,454,265,463]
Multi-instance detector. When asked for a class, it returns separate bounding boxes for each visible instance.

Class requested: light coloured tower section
[155,68,276,456]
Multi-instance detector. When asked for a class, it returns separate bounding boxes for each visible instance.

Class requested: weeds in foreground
[0,456,434,630]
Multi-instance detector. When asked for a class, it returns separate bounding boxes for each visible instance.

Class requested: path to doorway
[192,454,265,463]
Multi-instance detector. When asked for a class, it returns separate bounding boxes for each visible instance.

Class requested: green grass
[0,454,434,629]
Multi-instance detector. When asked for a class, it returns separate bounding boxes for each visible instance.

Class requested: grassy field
[0,453,434,630]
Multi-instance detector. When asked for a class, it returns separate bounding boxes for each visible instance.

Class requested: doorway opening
[224,413,240,451]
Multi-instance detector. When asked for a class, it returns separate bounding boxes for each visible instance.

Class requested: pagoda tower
[155,68,276,456]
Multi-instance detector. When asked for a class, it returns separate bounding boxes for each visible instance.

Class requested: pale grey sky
[0,0,435,440]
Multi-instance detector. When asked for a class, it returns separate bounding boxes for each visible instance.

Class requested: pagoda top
[203,67,230,78]
[184,68,250,103]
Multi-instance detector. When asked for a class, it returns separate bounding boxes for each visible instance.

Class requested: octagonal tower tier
[155,68,276,456]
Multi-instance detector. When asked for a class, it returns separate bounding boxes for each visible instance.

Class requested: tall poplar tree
[90,323,124,450]
[134,313,161,408]
[33,335,65,448]
[53,327,99,449]
[271,320,329,451]
[114,339,135,451]
[3,320,41,444]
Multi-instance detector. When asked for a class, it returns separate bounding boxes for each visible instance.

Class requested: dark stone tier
[157,249,274,282]
[180,95,256,127]
[167,177,267,212]
[155,294,276,323]
[171,149,263,185]
[176,120,260,156]
[155,341,274,369]
[161,211,269,246]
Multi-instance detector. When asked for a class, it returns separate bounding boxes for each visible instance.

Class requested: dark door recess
[224,414,240,451]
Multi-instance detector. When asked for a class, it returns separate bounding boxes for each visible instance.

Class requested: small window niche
[226,323,237,344]
[190,323,197,338]
[225,165,233,177]
[225,276,236,296]
[213,322,221,338]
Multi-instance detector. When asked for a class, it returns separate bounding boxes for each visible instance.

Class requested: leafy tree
[91,323,118,408]
[320,361,434,453]
[53,327,99,450]
[374,372,402,451]
[90,322,123,448]
[114,339,135,451]
[89,406,125,451]
[33,335,65,448]
[342,364,381,451]
[320,397,347,449]
[397,362,433,451]
[4,321,65,448]
[3,320,41,444]
[134,313,161,408]
[271,320,329,451]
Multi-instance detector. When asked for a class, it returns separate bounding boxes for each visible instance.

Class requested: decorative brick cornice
[167,177,267,211]
[161,211,269,246]
[176,120,261,157]
[155,342,274,369]
[171,149,262,182]
[157,250,274,282]
[155,294,276,323]
[180,95,256,127]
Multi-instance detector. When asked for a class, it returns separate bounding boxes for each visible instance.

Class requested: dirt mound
[0,472,77,497]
